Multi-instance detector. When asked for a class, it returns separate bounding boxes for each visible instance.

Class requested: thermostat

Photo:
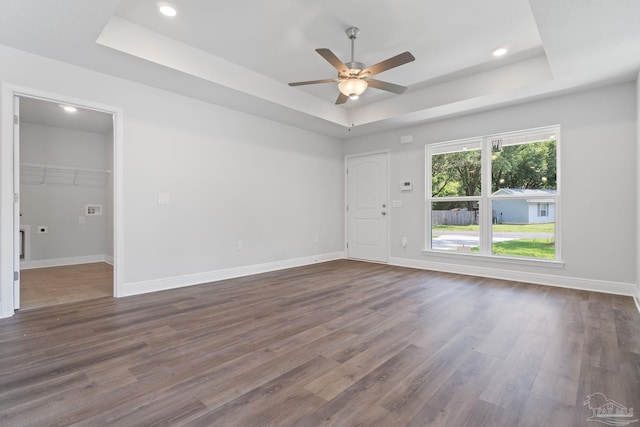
[400,181,412,191]
[86,205,102,216]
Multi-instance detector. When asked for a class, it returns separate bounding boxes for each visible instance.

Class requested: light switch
[158,194,170,205]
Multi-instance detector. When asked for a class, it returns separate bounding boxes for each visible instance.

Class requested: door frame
[344,149,390,263]
[12,95,20,307]
[1,83,125,318]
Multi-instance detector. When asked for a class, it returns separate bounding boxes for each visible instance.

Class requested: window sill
[421,249,565,269]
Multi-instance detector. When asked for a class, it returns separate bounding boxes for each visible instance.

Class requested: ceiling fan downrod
[345,27,364,73]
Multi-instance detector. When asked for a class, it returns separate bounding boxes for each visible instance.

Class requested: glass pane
[431,201,480,253]
[491,200,555,259]
[491,139,556,193]
[431,141,482,197]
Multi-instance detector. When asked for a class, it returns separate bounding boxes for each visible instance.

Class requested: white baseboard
[121,251,345,297]
[388,257,638,297]
[20,254,110,270]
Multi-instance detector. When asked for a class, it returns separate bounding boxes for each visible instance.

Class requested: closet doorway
[17,96,115,310]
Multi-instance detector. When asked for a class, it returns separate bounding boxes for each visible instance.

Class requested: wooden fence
[432,210,477,226]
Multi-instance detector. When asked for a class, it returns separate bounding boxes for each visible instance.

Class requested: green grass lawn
[433,223,554,233]
[470,239,555,259]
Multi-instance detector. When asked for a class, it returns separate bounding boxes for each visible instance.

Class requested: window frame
[537,203,549,217]
[425,125,561,263]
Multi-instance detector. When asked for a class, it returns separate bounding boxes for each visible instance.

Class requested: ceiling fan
[289,27,416,105]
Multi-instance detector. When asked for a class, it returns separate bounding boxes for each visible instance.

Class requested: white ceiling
[19,97,113,135]
[0,0,638,138]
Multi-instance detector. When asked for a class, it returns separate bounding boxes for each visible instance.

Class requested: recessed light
[492,47,508,57]
[159,4,177,17]
[61,105,77,113]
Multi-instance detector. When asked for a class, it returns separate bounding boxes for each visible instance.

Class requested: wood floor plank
[477,329,547,415]
[404,350,501,426]
[530,330,584,406]
[460,399,521,427]
[474,309,532,358]
[0,259,639,426]
[304,321,417,401]
[186,356,337,426]
[20,262,112,310]
[515,393,577,427]
[298,344,430,425]
[378,333,480,419]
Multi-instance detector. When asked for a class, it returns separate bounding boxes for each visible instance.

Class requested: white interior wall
[0,45,344,308]
[122,104,343,285]
[20,122,109,265]
[344,81,638,294]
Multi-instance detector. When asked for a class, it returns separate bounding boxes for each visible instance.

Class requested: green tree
[491,140,556,192]
[431,140,556,208]
[432,150,481,197]
[432,149,481,210]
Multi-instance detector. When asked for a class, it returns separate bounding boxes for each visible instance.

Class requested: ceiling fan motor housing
[344,62,365,75]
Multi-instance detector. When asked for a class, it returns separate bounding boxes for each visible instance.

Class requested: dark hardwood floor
[1,260,639,426]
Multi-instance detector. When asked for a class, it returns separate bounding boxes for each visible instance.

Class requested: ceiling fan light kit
[289,27,415,105]
[339,78,368,99]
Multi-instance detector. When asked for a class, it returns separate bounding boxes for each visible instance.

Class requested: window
[537,203,549,217]
[427,126,559,261]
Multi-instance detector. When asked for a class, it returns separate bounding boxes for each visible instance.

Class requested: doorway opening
[17,96,115,310]
[1,84,123,318]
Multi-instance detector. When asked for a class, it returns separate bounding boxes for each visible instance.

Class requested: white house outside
[492,189,556,224]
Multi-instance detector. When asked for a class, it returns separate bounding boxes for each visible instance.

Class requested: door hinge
[346,205,348,212]
[346,242,349,248]
[14,115,19,125]
[346,169,348,175]
[14,271,19,281]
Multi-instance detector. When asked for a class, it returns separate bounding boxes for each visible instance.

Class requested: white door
[13,96,20,309]
[346,152,388,262]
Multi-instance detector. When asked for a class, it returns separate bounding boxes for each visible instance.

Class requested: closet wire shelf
[20,163,111,187]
